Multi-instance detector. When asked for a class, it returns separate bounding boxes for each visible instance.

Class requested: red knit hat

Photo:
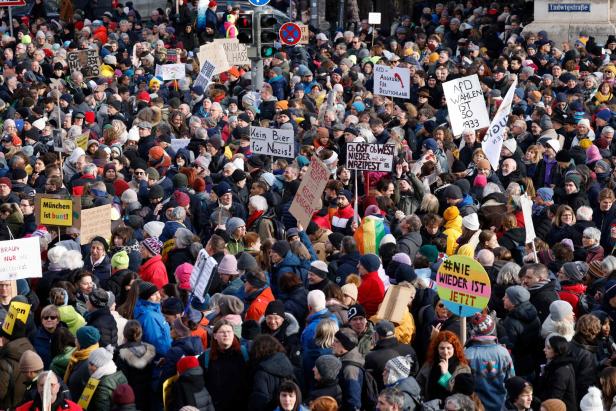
[148,146,165,160]
[177,355,200,374]
[173,191,190,207]
[137,91,151,103]
[193,177,206,193]
[85,111,96,123]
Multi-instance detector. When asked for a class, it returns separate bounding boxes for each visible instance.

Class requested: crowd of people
[3,0,616,411]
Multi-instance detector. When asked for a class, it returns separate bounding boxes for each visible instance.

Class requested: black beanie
[264,300,286,317]
[139,282,158,300]
[271,240,291,257]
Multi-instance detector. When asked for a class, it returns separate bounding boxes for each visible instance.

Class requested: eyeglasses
[43,316,58,320]
[135,171,145,175]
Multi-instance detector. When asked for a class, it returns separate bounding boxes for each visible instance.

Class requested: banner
[519,193,536,243]
[482,77,519,170]
[250,126,295,158]
[78,205,112,245]
[77,378,100,409]
[289,157,330,228]
[193,59,217,90]
[171,138,190,153]
[37,196,73,226]
[442,74,490,136]
[373,64,410,98]
[213,39,249,66]
[346,142,394,172]
[1,301,31,335]
[197,43,230,75]
[67,49,101,78]
[0,237,42,281]
[75,131,89,151]
[190,249,218,302]
[158,63,186,80]
[436,254,491,317]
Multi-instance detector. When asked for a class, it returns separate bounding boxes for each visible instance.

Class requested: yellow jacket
[443,215,463,255]
[370,309,415,345]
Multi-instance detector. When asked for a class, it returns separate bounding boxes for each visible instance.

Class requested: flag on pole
[482,76,519,170]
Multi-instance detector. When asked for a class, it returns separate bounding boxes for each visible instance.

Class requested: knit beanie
[550,300,573,322]
[264,300,286,318]
[580,387,603,411]
[218,255,239,275]
[176,355,200,375]
[443,184,463,200]
[505,286,530,305]
[315,355,342,381]
[121,189,138,203]
[341,283,358,301]
[162,297,184,315]
[335,328,358,351]
[565,173,582,191]
[392,253,412,266]
[88,288,109,309]
[112,384,136,406]
[19,350,44,372]
[226,217,245,236]
[359,253,381,272]
[76,326,100,348]
[309,260,329,279]
[462,213,480,231]
[237,252,259,272]
[271,240,291,257]
[175,263,193,290]
[505,377,531,400]
[143,221,165,238]
[561,261,588,282]
[218,295,244,315]
[111,250,130,270]
[347,304,366,321]
[419,245,439,263]
[142,237,162,255]
[542,399,567,411]
[89,347,113,368]
[443,206,460,221]
[470,312,496,336]
[384,356,412,382]
[139,281,159,300]
[307,290,326,311]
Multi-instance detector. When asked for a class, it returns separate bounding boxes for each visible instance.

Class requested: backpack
[264,216,286,241]
[201,343,249,369]
[344,361,379,411]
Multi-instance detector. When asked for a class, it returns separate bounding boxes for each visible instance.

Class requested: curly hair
[425,330,468,366]
[576,314,602,340]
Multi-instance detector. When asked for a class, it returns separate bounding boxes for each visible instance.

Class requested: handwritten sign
[0,237,42,281]
[158,63,186,80]
[369,12,382,24]
[346,142,394,172]
[78,377,100,409]
[436,254,491,317]
[190,249,218,302]
[299,24,309,44]
[78,204,112,245]
[442,74,490,136]
[373,64,410,99]
[38,197,73,226]
[250,126,295,158]
[198,43,230,75]
[67,49,100,78]
[213,38,249,66]
[2,301,31,335]
[289,157,330,228]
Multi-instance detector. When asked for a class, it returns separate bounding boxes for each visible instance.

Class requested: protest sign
[193,59,217,90]
[346,142,394,172]
[78,378,100,409]
[75,130,89,151]
[198,43,230,75]
[1,301,31,335]
[436,254,491,317]
[171,138,190,153]
[289,157,330,228]
[190,249,218,302]
[373,65,410,99]
[0,237,42,281]
[78,204,112,245]
[159,63,186,80]
[36,195,74,226]
[482,77,519,170]
[213,38,249,66]
[368,12,381,24]
[520,193,536,243]
[250,126,295,158]
[375,285,415,324]
[67,49,101,78]
[299,24,309,44]
[442,74,490,136]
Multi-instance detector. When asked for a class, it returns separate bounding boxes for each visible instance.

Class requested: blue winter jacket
[134,299,172,356]
[301,309,339,383]
[153,335,204,389]
[271,251,306,297]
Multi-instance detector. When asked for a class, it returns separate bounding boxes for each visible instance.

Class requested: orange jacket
[245,287,275,322]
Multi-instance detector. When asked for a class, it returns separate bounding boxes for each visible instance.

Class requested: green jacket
[357,322,376,356]
[226,237,245,255]
[89,371,128,411]
[51,346,76,378]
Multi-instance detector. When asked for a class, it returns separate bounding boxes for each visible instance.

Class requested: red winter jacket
[358,271,385,317]
[139,254,169,289]
[559,282,587,317]
[15,399,82,411]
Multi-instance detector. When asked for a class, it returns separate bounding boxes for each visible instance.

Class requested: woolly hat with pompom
[580,387,603,411]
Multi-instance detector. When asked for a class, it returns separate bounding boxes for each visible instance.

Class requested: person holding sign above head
[15,371,82,411]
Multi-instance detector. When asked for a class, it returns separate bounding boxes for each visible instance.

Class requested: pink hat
[474,174,487,188]
[586,144,602,164]
[175,263,193,290]
[218,255,238,275]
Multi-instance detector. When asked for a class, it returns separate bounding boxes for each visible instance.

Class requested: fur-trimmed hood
[259,312,300,337]
[118,342,156,369]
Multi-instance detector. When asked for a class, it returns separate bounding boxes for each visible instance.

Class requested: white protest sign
[171,138,190,153]
[159,63,186,80]
[0,237,42,280]
[198,43,231,75]
[213,38,249,66]
[368,12,381,24]
[250,126,295,158]
[190,249,218,302]
[289,157,330,228]
[193,59,217,90]
[442,74,490,136]
[482,77,518,170]
[519,193,536,243]
[373,65,410,99]
[346,142,395,172]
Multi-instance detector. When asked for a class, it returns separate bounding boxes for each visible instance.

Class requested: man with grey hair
[377,387,405,411]
[444,393,476,411]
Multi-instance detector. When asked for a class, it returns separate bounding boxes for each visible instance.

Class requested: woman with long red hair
[416,330,471,401]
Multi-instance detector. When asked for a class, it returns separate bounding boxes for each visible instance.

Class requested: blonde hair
[314,318,339,349]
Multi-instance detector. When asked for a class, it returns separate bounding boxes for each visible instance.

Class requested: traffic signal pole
[250,50,264,91]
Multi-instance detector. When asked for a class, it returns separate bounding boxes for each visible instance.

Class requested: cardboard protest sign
[190,249,218,302]
[369,12,382,24]
[67,49,101,78]
[289,157,330,228]
[346,142,394,172]
[213,38,249,66]
[299,24,309,44]
[250,126,295,158]
[198,43,230,75]
[0,237,42,281]
[442,74,490,136]
[193,59,217,90]
[482,77,518,170]
[373,64,410,99]
[159,63,186,80]
[77,204,112,245]
[375,285,414,324]
[36,195,74,226]
[436,254,491,317]
[1,301,31,335]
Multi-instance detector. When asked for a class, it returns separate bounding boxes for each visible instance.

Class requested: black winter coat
[261,314,302,367]
[169,367,215,411]
[67,359,90,400]
[165,247,195,283]
[499,301,542,377]
[281,285,308,328]
[535,355,577,411]
[365,337,418,391]
[307,379,343,405]
[86,308,118,347]
[114,342,157,411]
[248,352,295,411]
[155,336,204,388]
[529,281,559,322]
[569,336,599,403]
[200,342,249,411]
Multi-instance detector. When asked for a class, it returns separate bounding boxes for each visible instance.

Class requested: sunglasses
[43,316,58,320]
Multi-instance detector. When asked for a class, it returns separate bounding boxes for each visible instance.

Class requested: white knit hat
[580,387,603,411]
[307,290,326,312]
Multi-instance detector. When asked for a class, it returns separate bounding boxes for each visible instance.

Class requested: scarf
[91,360,118,380]
[64,343,100,382]
[246,210,264,229]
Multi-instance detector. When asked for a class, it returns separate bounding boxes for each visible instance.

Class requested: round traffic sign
[248,0,270,6]
[279,22,302,46]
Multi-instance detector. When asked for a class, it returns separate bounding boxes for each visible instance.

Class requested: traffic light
[257,12,278,58]
[236,12,253,44]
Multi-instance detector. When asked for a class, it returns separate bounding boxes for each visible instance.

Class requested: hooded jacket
[339,347,365,411]
[249,352,295,411]
[115,341,157,411]
[0,337,34,408]
[169,366,215,411]
[133,299,172,356]
[270,251,305,297]
[499,301,541,377]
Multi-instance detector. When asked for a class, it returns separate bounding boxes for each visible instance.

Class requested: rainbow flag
[354,215,390,255]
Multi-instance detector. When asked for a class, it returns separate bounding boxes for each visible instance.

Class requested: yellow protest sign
[38,197,73,226]
[1,301,31,335]
[76,131,90,151]
[78,377,100,409]
[436,254,491,317]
